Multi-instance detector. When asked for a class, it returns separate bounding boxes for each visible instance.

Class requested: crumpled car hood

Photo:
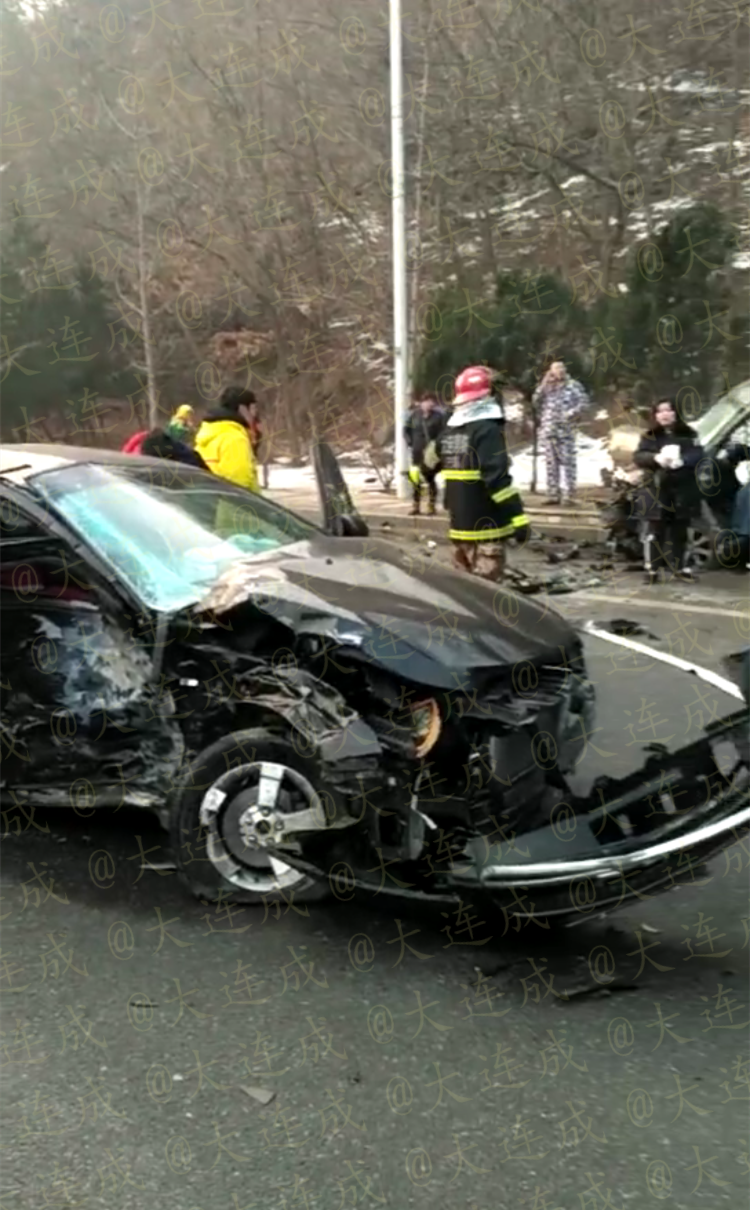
[194,536,577,687]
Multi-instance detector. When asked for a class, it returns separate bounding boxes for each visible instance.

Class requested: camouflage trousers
[451,540,506,581]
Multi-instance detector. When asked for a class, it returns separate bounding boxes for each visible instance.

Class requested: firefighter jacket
[435,397,529,542]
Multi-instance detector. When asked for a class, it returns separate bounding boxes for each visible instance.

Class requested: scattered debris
[561,977,639,1000]
[547,573,604,595]
[546,543,580,565]
[722,649,750,700]
[477,954,527,978]
[640,923,661,934]
[608,619,661,641]
[240,1086,276,1106]
[140,861,176,871]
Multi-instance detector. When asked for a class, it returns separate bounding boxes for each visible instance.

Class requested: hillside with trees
[1,0,748,454]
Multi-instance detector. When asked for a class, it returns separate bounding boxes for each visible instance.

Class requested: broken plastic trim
[479,798,750,884]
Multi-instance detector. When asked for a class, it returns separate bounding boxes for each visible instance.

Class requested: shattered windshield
[34,462,317,613]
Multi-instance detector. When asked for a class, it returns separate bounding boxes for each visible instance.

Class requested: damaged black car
[1,443,749,926]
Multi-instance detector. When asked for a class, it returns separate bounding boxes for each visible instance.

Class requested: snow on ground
[268,435,613,495]
[509,434,612,490]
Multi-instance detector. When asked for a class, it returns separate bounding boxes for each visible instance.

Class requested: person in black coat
[632,397,705,584]
[721,439,750,570]
[141,428,209,471]
[404,395,448,515]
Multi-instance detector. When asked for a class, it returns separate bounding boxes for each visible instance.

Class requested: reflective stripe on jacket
[436,397,529,542]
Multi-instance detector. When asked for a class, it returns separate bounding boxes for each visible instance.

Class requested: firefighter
[435,365,529,581]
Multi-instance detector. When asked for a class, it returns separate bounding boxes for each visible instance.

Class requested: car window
[0,498,47,542]
[695,388,750,448]
[0,511,98,603]
[32,463,317,613]
[730,418,750,446]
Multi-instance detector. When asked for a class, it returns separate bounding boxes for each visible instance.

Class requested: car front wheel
[686,503,723,572]
[170,728,331,906]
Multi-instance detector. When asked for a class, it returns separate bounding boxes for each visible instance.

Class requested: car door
[311,441,369,538]
[0,485,184,811]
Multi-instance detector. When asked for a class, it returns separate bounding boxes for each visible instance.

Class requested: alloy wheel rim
[199,761,319,894]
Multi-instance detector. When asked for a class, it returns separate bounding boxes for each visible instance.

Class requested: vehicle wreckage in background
[601,381,750,571]
[1,443,748,928]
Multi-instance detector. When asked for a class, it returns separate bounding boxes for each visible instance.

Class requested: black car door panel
[0,495,184,804]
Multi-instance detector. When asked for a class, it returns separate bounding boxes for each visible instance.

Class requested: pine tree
[0,212,137,440]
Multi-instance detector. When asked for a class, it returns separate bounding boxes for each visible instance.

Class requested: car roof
[0,443,185,486]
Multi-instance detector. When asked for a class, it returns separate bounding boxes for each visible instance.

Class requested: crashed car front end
[458,628,750,923]
[176,560,596,885]
[179,557,750,921]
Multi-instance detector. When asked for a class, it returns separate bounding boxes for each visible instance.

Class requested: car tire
[686,502,722,572]
[170,728,331,906]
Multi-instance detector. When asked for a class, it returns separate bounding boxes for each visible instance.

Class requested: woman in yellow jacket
[195,387,260,493]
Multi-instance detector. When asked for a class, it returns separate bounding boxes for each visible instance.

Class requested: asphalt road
[1,591,749,1210]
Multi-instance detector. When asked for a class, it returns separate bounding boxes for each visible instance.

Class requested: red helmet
[453,365,493,405]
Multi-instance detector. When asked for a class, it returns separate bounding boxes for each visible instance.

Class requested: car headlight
[411,699,442,758]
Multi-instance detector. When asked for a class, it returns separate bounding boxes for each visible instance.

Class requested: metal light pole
[390,0,409,498]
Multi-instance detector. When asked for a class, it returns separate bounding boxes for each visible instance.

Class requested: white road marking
[563,592,748,620]
[584,621,744,700]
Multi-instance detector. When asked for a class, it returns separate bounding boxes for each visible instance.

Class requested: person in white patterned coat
[532,360,590,505]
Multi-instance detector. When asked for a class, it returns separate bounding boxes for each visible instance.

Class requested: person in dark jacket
[141,428,209,471]
[632,397,705,584]
[435,365,529,581]
[404,395,448,515]
[720,440,750,570]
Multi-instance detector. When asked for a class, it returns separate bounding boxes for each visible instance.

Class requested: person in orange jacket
[194,386,259,493]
